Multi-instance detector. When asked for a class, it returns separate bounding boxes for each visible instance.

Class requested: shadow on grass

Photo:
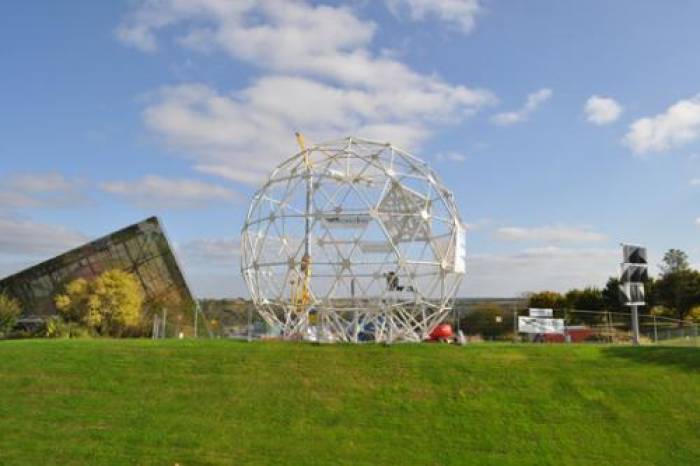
[602,345,700,372]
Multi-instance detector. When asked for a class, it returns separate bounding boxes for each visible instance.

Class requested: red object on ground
[429,324,454,340]
[543,326,593,343]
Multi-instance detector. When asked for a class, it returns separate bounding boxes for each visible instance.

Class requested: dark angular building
[0,217,194,320]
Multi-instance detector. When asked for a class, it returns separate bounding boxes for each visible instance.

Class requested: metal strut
[293,132,313,319]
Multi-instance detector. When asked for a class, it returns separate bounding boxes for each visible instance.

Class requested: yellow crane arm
[293,132,312,315]
[295,131,310,168]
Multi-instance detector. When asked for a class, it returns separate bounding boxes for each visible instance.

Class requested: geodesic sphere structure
[241,137,465,342]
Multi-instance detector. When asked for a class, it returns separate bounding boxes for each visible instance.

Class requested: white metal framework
[241,136,465,342]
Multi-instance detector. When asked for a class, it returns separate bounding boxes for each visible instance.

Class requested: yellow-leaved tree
[0,292,22,336]
[55,269,143,336]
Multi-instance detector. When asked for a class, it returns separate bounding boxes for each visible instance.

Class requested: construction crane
[292,132,313,317]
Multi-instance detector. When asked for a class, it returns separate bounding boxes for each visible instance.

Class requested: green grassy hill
[0,340,698,465]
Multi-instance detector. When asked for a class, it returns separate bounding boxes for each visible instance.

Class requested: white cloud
[584,95,622,125]
[117,0,493,94]
[495,224,607,243]
[491,88,552,126]
[690,178,700,186]
[142,77,474,183]
[118,1,373,72]
[0,216,87,259]
[385,0,482,33]
[101,175,241,209]
[695,218,700,226]
[118,0,496,184]
[0,172,87,209]
[463,247,618,297]
[176,237,244,297]
[623,94,700,154]
[435,151,467,162]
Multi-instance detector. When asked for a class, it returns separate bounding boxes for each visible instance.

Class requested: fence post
[653,315,658,343]
[512,307,517,343]
[152,315,159,339]
[247,303,253,342]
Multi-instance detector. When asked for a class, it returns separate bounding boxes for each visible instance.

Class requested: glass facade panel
[0,217,194,319]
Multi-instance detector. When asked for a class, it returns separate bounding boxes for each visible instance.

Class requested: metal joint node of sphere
[241,136,465,343]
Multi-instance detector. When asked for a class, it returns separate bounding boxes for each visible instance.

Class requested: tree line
[458,249,700,339]
[528,249,700,324]
[2,249,700,339]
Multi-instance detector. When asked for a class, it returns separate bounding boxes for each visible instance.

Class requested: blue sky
[2,0,700,297]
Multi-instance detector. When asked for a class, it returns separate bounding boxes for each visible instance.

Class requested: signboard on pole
[619,282,645,306]
[620,243,648,345]
[620,265,648,283]
[518,316,565,334]
[623,244,647,264]
[529,308,553,318]
[321,213,371,228]
[620,243,647,307]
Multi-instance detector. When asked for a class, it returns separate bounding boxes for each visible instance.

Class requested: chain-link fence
[177,299,699,345]
[150,306,215,339]
[455,306,699,346]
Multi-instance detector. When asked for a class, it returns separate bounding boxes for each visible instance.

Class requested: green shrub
[459,303,511,339]
[45,317,92,339]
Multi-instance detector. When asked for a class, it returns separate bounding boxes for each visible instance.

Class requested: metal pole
[194,303,199,338]
[653,315,658,343]
[631,305,640,345]
[162,308,167,339]
[512,306,518,343]
[302,139,312,339]
[453,306,458,336]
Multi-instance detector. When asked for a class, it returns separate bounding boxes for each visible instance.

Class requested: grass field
[0,340,698,465]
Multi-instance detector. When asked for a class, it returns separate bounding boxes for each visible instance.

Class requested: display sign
[321,214,371,228]
[620,243,648,306]
[620,282,645,306]
[623,244,647,264]
[620,265,648,283]
[529,308,553,317]
[518,316,565,334]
